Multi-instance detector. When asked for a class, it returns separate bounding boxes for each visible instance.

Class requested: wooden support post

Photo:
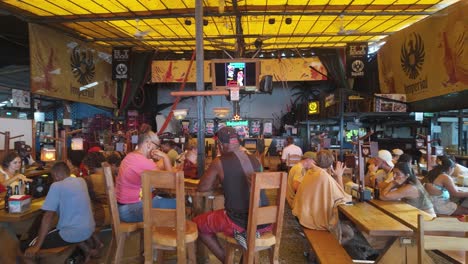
[170,90,229,97]
[426,135,432,171]
[5,131,10,151]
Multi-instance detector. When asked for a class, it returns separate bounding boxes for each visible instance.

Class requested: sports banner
[112,47,131,80]
[377,1,468,102]
[151,57,327,83]
[29,24,117,108]
[346,43,367,78]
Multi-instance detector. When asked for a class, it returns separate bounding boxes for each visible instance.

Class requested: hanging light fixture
[213,107,231,118]
[173,109,188,120]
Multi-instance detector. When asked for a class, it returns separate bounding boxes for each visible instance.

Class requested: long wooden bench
[303,229,353,264]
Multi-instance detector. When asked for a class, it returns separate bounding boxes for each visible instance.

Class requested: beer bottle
[21,160,26,174]
[4,186,12,212]
[25,182,31,195]
[358,184,364,202]
[374,178,380,200]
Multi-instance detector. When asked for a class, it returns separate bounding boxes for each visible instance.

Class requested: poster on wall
[263,120,273,137]
[112,47,131,80]
[12,89,31,108]
[346,43,367,78]
[377,1,468,102]
[205,120,215,137]
[29,24,116,108]
[250,120,261,137]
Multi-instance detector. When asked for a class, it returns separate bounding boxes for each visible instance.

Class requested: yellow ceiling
[0,0,460,54]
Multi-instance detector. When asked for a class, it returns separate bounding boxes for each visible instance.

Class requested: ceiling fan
[337,15,359,35]
[133,19,152,39]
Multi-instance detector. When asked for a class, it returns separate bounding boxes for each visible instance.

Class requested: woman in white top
[0,152,31,192]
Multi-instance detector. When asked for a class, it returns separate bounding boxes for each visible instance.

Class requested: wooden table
[338,201,435,264]
[366,199,436,263]
[24,167,51,178]
[0,197,45,223]
[339,202,413,237]
[368,199,434,230]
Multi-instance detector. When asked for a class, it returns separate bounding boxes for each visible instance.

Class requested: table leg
[376,237,434,264]
[376,238,407,264]
[192,194,210,264]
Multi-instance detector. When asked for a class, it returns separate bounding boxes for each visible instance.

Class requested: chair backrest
[244,171,287,263]
[417,214,468,264]
[142,170,186,261]
[287,154,302,167]
[102,162,122,238]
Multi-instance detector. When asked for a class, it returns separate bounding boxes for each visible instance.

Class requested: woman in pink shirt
[115,126,173,222]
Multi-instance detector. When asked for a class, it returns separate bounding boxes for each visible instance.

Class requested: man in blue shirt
[24,162,95,262]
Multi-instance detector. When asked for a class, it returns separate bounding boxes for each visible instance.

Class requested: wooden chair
[219,171,287,264]
[286,154,302,170]
[417,214,468,264]
[142,170,198,264]
[102,162,144,264]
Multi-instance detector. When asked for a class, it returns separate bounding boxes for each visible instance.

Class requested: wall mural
[378,0,468,102]
[151,57,327,84]
[29,24,117,108]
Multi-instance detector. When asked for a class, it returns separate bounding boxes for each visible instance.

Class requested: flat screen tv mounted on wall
[211,59,260,91]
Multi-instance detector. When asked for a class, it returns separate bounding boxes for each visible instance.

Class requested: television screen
[243,139,257,151]
[212,59,260,90]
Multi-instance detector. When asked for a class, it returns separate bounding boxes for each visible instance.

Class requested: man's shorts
[193,209,271,237]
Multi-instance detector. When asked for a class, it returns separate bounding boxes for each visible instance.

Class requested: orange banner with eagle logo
[29,24,117,108]
[378,0,468,102]
[151,57,327,84]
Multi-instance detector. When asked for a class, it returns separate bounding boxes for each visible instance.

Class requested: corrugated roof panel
[309,16,336,34]
[351,0,375,4]
[329,0,353,4]
[292,17,320,34]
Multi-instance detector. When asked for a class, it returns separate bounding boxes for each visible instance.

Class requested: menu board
[206,120,215,137]
[250,120,261,137]
[263,120,273,137]
[191,120,198,135]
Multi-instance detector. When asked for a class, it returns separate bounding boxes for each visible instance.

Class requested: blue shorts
[118,196,176,223]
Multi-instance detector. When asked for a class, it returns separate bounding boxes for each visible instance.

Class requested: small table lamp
[41,147,57,163]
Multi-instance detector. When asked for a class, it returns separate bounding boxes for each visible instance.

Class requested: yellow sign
[308,101,319,115]
[377,1,468,102]
[151,57,327,85]
[29,24,117,108]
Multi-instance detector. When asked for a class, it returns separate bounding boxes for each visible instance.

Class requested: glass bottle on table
[4,186,12,212]
[374,178,380,200]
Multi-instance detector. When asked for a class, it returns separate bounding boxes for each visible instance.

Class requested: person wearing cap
[286,151,316,208]
[193,127,271,262]
[391,148,404,164]
[115,125,173,223]
[365,149,394,188]
[281,136,303,169]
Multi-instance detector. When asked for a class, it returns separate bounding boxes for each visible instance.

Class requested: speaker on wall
[259,75,273,94]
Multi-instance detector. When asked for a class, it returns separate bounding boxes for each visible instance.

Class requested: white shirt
[281,144,303,166]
